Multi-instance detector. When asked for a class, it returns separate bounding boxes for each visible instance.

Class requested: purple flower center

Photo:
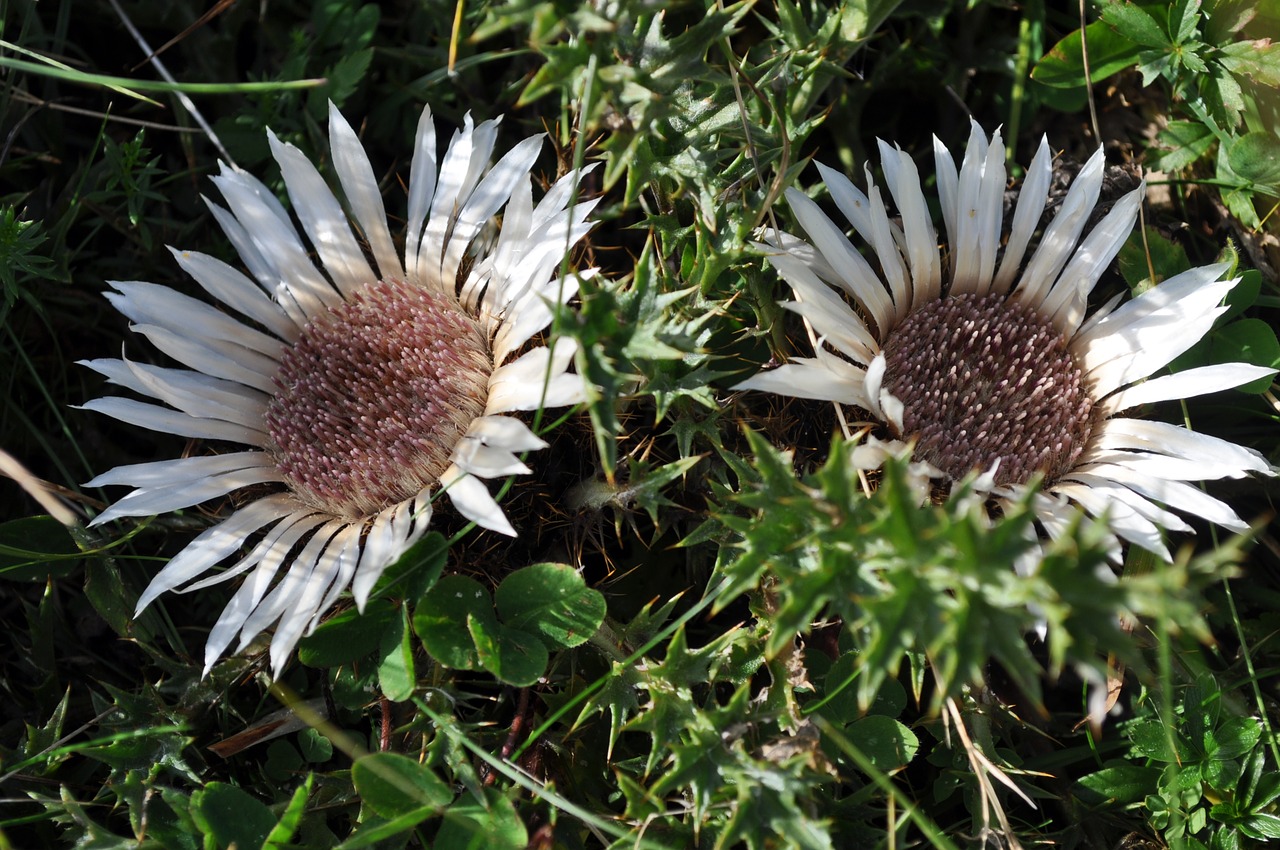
[881,292,1095,487]
[265,278,491,518]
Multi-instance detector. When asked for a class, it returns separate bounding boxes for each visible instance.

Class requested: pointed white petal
[733,356,869,406]
[1077,262,1232,348]
[107,281,284,359]
[1080,271,1235,396]
[533,372,590,410]
[170,249,298,341]
[184,508,324,593]
[87,451,272,489]
[764,240,879,356]
[863,351,889,423]
[1061,462,1249,531]
[487,335,572,388]
[79,398,267,447]
[480,176,535,304]
[1091,418,1272,475]
[1012,147,1105,310]
[310,523,366,632]
[1059,473,1187,527]
[202,512,326,673]
[815,161,878,245]
[441,134,544,291]
[1042,185,1143,335]
[203,199,314,328]
[268,129,375,297]
[1031,491,1124,563]
[419,114,488,287]
[1051,479,1171,560]
[210,164,342,313]
[203,197,272,291]
[862,173,910,325]
[464,415,548,452]
[405,105,439,284]
[932,135,960,271]
[969,459,1004,495]
[91,465,285,523]
[351,496,426,611]
[441,464,515,536]
[453,438,532,478]
[1078,449,1264,483]
[782,297,877,365]
[238,521,344,654]
[202,561,277,674]
[949,121,991,294]
[880,387,905,433]
[128,323,279,394]
[463,160,598,318]
[81,357,268,432]
[762,232,838,287]
[266,523,360,672]
[783,190,894,332]
[763,238,886,350]
[1074,290,1125,339]
[527,140,583,236]
[470,193,598,323]
[875,141,941,305]
[993,136,1052,293]
[975,132,1006,294]
[860,348,901,432]
[1101,363,1277,416]
[485,338,578,414]
[328,102,403,281]
[132,494,299,611]
[492,274,579,364]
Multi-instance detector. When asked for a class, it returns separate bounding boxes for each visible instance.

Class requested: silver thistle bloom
[82,104,597,675]
[736,121,1275,562]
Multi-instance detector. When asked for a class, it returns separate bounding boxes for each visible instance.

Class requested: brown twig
[379,696,392,752]
[482,687,534,786]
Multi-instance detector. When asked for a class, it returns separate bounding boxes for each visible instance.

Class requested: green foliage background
[3,0,1280,847]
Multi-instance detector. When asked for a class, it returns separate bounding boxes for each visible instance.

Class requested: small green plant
[1077,674,1280,849]
[1034,0,1280,227]
[0,207,54,323]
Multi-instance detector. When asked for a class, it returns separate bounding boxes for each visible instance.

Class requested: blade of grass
[0,57,324,96]
[0,39,159,105]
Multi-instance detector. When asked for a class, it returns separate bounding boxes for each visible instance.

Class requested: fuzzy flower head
[82,104,597,675]
[736,122,1274,562]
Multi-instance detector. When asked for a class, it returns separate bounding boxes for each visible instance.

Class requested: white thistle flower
[736,121,1275,563]
[82,103,597,675]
